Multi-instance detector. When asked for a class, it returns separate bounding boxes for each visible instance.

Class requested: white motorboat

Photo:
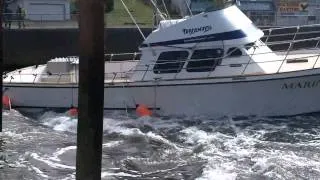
[3,3,320,116]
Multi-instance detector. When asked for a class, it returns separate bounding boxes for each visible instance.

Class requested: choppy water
[1,109,320,180]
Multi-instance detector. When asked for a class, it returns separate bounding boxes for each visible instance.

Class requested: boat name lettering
[282,80,320,89]
[183,26,212,35]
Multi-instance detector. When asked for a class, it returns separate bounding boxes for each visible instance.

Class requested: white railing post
[111,72,117,84]
[109,54,113,62]
[277,42,293,73]
[315,38,320,49]
[33,74,37,83]
[133,52,137,61]
[292,26,300,42]
[312,38,320,68]
[265,29,272,43]
[10,76,14,83]
[276,27,300,73]
[57,74,62,83]
[241,43,257,75]
[312,54,320,69]
[142,65,149,81]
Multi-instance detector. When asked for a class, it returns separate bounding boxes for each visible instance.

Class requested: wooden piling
[0,0,3,132]
[76,0,105,179]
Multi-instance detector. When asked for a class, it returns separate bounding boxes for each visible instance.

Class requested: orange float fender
[2,95,11,110]
[136,104,152,117]
[68,107,78,117]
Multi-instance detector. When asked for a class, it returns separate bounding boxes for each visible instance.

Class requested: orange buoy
[68,107,78,117]
[2,95,11,110]
[136,104,152,117]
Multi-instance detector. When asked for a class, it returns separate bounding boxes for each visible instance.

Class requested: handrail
[265,36,320,46]
[263,24,320,31]
[133,48,319,69]
[61,35,319,64]
[312,54,320,69]
[101,37,320,62]
[104,52,141,57]
[262,30,320,41]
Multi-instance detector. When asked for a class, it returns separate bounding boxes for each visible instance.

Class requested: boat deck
[244,49,320,75]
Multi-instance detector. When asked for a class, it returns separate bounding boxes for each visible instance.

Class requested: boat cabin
[131,4,268,81]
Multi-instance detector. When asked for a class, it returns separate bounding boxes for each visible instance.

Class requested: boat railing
[4,52,320,84]
[100,28,319,64]
[262,24,320,31]
[131,36,320,64]
[100,25,320,62]
[132,53,320,81]
[263,29,320,40]
[102,34,319,65]
[5,41,320,84]
[130,37,320,80]
[42,43,320,83]
[104,52,141,62]
[261,24,320,44]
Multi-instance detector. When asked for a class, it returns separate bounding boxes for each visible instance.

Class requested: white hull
[4,69,320,117]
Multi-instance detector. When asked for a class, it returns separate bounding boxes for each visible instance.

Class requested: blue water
[1,109,320,180]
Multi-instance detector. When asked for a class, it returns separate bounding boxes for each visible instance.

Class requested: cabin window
[187,48,223,72]
[227,47,242,57]
[153,51,189,74]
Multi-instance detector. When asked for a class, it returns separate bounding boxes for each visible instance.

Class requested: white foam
[60,173,75,180]
[101,171,141,178]
[40,111,77,133]
[196,169,237,180]
[31,153,75,170]
[50,146,76,162]
[102,141,124,148]
[1,131,25,139]
[30,165,50,179]
[39,111,144,134]
[11,110,320,179]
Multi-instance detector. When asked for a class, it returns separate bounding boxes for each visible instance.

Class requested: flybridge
[142,5,264,48]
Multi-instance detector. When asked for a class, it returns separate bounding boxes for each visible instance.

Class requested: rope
[120,0,146,40]
[161,0,171,19]
[150,0,165,20]
[185,0,193,16]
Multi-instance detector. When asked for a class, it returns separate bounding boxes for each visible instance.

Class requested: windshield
[190,0,236,14]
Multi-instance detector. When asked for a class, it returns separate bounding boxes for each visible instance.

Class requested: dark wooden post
[76,0,105,179]
[0,0,3,132]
